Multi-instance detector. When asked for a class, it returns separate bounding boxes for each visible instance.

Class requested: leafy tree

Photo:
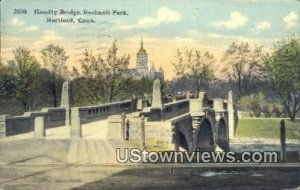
[72,49,106,104]
[73,40,130,104]
[41,44,69,107]
[252,92,266,117]
[238,92,266,117]
[264,37,300,121]
[222,42,264,96]
[271,103,283,118]
[171,48,215,94]
[104,40,130,102]
[237,95,252,111]
[0,61,15,99]
[116,77,154,100]
[8,47,40,111]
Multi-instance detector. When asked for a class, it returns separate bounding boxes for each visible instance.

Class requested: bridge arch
[194,117,215,151]
[174,129,189,151]
[216,117,229,151]
[172,119,193,151]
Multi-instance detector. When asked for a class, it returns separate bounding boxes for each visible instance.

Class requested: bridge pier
[227,90,235,140]
[171,124,179,151]
[140,116,145,148]
[60,81,73,127]
[71,107,82,138]
[191,116,201,151]
[34,115,46,138]
[121,113,126,140]
[215,114,229,151]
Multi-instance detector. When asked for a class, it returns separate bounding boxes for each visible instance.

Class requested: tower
[149,62,156,78]
[158,65,164,81]
[136,36,148,77]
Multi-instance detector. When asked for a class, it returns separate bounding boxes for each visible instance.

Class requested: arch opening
[195,118,214,151]
[217,118,229,151]
[174,130,189,151]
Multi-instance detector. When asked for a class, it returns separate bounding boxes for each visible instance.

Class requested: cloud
[255,21,270,30]
[283,11,298,28]
[9,18,38,32]
[118,7,181,30]
[212,12,248,29]
[10,18,25,26]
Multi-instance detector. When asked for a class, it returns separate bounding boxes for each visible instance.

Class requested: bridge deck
[0,119,141,165]
[0,120,109,142]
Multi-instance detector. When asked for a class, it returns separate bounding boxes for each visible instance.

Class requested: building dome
[137,36,147,55]
[138,47,147,54]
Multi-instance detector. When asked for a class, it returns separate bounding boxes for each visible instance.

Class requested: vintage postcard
[0,0,299,189]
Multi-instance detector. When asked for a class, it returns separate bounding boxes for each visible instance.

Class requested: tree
[116,77,154,100]
[41,44,69,107]
[73,40,130,104]
[72,49,106,104]
[0,59,15,98]
[222,42,264,96]
[171,48,215,94]
[264,37,300,121]
[252,92,266,117]
[237,92,266,117]
[0,58,7,97]
[8,47,40,111]
[104,40,130,102]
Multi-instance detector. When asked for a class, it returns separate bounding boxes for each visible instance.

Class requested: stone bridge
[0,79,236,152]
[137,79,235,151]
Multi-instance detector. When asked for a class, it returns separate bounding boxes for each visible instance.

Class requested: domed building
[124,36,164,80]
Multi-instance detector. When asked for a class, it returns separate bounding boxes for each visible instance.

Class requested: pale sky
[1,0,299,79]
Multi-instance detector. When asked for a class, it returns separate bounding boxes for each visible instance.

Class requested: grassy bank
[235,118,299,139]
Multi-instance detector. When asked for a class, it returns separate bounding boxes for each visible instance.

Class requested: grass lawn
[235,118,300,139]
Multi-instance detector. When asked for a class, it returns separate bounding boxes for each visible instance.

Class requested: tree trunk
[22,100,28,112]
[109,85,114,102]
[284,96,298,122]
[53,88,57,107]
[109,75,116,103]
[109,80,115,103]
[196,84,200,98]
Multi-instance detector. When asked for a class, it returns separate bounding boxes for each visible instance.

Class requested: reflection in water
[251,173,264,177]
[193,170,265,178]
[192,170,240,177]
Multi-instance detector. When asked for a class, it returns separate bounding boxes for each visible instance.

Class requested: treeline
[1,37,299,121]
[170,36,300,121]
[0,41,154,114]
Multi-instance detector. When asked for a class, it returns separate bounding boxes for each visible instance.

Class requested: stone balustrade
[0,99,136,137]
[0,107,66,137]
[163,99,190,120]
[77,100,134,124]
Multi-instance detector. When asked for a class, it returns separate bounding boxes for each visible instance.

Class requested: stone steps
[67,139,135,164]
